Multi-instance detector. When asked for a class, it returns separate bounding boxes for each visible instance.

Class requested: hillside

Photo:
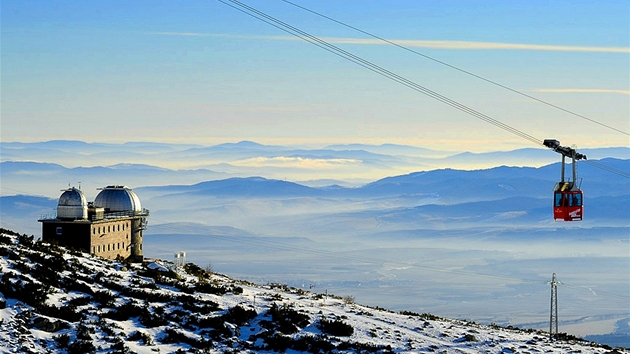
[0,229,625,354]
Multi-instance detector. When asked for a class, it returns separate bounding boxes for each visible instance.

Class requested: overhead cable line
[583,159,630,178]
[218,0,630,179]
[280,0,630,137]
[218,0,542,146]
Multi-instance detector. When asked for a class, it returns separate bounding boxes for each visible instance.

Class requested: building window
[92,247,95,253]
[97,246,100,252]
[118,224,120,232]
[98,227,101,234]
[93,228,96,235]
[56,227,62,235]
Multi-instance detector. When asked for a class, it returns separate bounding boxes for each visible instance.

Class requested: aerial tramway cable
[280,0,630,137]
[218,0,541,146]
[217,0,630,179]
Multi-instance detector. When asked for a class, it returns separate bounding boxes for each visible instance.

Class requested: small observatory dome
[94,185,142,213]
[57,187,88,220]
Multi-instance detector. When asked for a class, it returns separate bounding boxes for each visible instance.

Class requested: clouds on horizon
[151,32,630,54]
[232,156,362,169]
[531,88,630,95]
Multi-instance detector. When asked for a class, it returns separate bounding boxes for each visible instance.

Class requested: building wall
[41,221,91,251]
[90,219,133,260]
[41,218,137,260]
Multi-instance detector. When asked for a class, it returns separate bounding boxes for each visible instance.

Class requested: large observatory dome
[57,187,88,220]
[94,185,142,213]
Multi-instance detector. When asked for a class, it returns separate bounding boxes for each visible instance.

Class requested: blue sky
[2,0,628,152]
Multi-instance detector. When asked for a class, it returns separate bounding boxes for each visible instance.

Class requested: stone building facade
[39,185,149,262]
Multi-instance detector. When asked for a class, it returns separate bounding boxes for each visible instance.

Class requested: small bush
[54,334,71,348]
[128,330,153,345]
[184,263,208,279]
[317,318,354,337]
[17,234,34,247]
[139,310,168,328]
[225,305,257,326]
[264,303,310,334]
[92,290,116,306]
[67,339,96,354]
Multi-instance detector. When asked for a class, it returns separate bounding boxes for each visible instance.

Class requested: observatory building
[38,185,149,262]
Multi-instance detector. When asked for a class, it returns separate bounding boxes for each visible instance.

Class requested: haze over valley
[2,140,628,346]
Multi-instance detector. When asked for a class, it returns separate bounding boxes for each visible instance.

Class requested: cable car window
[554,193,563,207]
[574,194,582,206]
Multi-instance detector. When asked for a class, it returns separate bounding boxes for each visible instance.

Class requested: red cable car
[543,139,586,222]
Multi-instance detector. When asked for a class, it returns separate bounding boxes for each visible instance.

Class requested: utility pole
[549,273,559,340]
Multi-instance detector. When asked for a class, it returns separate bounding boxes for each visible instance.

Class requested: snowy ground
[0,231,626,353]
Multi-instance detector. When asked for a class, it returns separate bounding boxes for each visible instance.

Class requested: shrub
[109,337,129,353]
[264,303,310,334]
[103,301,145,321]
[67,339,96,354]
[54,334,71,348]
[67,295,92,307]
[225,305,257,326]
[177,294,220,313]
[39,304,83,323]
[194,281,228,296]
[17,234,34,247]
[76,323,94,340]
[139,310,168,328]
[128,330,153,345]
[184,262,208,279]
[92,290,116,307]
[160,328,211,349]
[317,318,354,337]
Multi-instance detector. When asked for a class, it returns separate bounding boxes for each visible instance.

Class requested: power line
[280,0,630,137]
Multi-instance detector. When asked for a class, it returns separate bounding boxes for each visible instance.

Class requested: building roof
[94,185,142,213]
[58,187,87,207]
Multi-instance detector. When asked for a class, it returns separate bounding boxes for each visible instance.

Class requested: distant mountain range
[2,140,628,192]
[2,140,628,341]
[3,157,628,236]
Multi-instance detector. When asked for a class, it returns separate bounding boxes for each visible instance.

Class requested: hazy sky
[2,0,629,152]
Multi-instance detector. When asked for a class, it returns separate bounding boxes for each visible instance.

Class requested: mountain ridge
[0,229,624,353]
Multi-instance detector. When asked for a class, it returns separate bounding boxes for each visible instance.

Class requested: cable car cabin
[543,139,586,222]
[553,182,583,221]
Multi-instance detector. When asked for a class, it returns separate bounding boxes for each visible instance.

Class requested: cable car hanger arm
[543,139,587,160]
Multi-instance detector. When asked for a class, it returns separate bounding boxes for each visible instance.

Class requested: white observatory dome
[94,185,142,213]
[57,187,88,220]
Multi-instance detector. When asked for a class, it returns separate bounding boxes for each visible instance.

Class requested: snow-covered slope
[0,229,624,353]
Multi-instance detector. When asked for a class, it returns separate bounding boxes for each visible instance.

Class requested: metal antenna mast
[549,273,559,339]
